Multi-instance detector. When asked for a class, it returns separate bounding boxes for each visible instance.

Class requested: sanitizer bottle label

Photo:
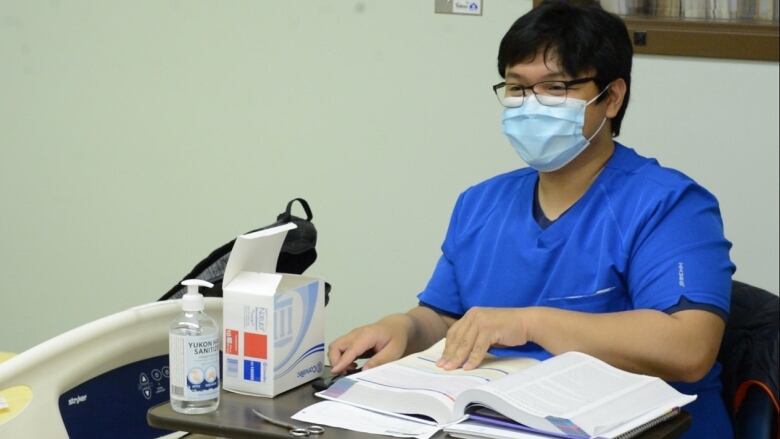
[169,334,220,401]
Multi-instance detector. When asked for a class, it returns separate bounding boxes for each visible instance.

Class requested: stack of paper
[293,400,440,439]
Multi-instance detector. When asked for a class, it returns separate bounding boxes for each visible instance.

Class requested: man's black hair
[498,0,633,136]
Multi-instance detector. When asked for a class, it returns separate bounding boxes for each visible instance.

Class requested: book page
[378,339,539,399]
[499,352,643,418]
[317,339,538,424]
[457,351,695,437]
[358,363,488,402]
[573,380,694,437]
[398,339,539,377]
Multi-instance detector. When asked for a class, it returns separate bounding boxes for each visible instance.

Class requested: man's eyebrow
[505,72,525,80]
[541,71,567,80]
[505,71,568,82]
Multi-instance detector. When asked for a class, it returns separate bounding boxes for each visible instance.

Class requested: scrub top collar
[527,142,627,236]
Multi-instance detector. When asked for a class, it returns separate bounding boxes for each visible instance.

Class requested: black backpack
[158,198,330,304]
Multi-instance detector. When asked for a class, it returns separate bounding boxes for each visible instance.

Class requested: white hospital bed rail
[0,298,223,438]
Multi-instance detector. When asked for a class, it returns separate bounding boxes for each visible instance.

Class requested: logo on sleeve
[677,262,686,287]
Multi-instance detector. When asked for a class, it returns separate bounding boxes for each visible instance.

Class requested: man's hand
[437,307,530,370]
[328,314,413,374]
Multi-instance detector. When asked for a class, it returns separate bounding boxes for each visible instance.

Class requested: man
[328,1,734,436]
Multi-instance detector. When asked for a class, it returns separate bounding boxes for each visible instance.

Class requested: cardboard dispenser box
[222,223,325,397]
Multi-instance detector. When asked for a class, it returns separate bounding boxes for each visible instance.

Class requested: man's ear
[605,78,627,119]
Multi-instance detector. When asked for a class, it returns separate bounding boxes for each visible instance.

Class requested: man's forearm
[525,307,724,382]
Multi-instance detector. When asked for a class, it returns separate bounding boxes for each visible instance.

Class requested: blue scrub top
[417,143,735,437]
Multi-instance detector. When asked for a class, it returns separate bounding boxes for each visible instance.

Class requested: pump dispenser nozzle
[181,279,214,312]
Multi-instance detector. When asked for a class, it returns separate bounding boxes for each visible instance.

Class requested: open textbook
[316,340,695,438]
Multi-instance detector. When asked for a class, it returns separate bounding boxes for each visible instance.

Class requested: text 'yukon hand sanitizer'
[169,279,220,414]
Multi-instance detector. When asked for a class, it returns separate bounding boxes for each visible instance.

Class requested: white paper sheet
[292,401,440,439]
[445,420,553,439]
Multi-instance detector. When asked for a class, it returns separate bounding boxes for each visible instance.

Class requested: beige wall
[1,1,777,353]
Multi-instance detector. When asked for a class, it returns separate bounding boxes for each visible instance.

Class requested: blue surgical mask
[501,89,608,172]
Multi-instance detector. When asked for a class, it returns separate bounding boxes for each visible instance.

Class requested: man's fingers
[463,334,491,370]
[327,337,353,373]
[330,335,380,374]
[328,316,410,374]
[363,341,403,370]
[438,309,503,370]
[437,321,464,367]
[439,318,476,369]
[331,345,362,374]
[444,325,479,370]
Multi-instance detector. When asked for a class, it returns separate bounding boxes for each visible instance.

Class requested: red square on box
[244,332,267,359]
[225,329,239,355]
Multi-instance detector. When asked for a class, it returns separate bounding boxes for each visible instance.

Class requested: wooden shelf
[531,1,779,61]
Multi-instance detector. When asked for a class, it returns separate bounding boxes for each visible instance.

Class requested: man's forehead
[505,59,565,80]
[504,51,595,81]
[504,48,563,76]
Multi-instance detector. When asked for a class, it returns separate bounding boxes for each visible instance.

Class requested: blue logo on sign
[244,360,262,382]
[469,2,478,11]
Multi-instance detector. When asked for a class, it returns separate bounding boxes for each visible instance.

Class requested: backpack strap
[158,197,322,301]
[733,379,780,416]
[279,198,313,222]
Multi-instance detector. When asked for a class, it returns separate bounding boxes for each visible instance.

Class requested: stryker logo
[296,361,323,379]
[68,394,87,406]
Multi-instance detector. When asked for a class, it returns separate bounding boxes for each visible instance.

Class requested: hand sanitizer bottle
[169,279,220,414]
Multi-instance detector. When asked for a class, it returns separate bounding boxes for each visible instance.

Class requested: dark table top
[148,375,691,439]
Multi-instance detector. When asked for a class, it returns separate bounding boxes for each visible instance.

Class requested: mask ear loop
[585,82,612,106]
[586,116,608,142]
[584,82,612,141]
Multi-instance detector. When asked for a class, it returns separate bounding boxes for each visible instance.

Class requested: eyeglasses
[492,77,598,108]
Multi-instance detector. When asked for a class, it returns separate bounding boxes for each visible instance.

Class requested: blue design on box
[275,297,295,348]
[277,343,324,378]
[244,360,263,382]
[275,282,319,372]
[227,358,238,377]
